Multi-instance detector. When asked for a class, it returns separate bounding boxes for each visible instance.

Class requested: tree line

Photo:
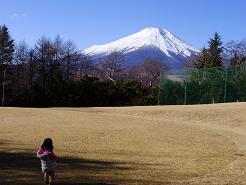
[0,25,161,107]
[1,25,246,106]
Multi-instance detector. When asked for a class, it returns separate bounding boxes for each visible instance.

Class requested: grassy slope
[1,103,246,184]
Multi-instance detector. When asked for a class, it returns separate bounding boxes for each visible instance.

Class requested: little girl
[37,138,58,185]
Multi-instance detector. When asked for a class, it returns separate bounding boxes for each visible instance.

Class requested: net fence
[158,64,246,105]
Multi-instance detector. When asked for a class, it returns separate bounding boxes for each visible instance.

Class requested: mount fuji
[82,27,200,71]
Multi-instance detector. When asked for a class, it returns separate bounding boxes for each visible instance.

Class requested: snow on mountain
[82,27,200,71]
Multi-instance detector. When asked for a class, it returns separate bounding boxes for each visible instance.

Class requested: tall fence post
[1,69,6,122]
[1,69,6,108]
[157,65,162,105]
[224,66,228,103]
[184,80,187,105]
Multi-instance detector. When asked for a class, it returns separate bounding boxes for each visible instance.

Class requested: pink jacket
[37,147,57,172]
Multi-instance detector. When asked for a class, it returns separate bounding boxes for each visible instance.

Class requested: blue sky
[0,0,245,50]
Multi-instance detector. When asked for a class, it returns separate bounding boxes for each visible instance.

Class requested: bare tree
[53,35,63,60]
[100,52,125,80]
[14,41,29,79]
[35,36,54,92]
[60,40,78,80]
[128,65,142,80]
[27,49,38,88]
[135,58,165,85]
[78,55,95,79]
[224,40,246,65]
[34,37,80,83]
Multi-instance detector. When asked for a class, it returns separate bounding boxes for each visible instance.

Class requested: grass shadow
[0,140,170,185]
[0,151,124,185]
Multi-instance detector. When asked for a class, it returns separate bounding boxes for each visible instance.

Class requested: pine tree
[208,32,223,67]
[0,25,15,97]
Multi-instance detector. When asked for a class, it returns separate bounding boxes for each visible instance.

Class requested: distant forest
[0,25,245,107]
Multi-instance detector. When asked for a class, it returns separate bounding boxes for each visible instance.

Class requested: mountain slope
[82,27,200,70]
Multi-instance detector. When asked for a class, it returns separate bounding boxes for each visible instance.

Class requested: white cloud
[10,12,28,19]
[20,13,27,17]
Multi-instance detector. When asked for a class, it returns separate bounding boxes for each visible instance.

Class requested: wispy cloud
[10,13,28,19]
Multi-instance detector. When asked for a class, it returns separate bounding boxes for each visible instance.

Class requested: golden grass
[1,103,246,184]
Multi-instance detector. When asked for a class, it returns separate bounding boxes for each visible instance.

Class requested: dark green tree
[0,25,15,100]
[208,32,223,67]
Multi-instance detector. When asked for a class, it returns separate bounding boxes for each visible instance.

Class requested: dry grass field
[1,103,246,185]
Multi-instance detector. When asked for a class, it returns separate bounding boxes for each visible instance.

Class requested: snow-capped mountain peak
[82,27,199,70]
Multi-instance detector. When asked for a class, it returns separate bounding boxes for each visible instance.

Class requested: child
[37,138,58,185]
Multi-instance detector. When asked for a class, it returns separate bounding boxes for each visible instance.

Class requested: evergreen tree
[208,32,223,67]
[0,25,15,98]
